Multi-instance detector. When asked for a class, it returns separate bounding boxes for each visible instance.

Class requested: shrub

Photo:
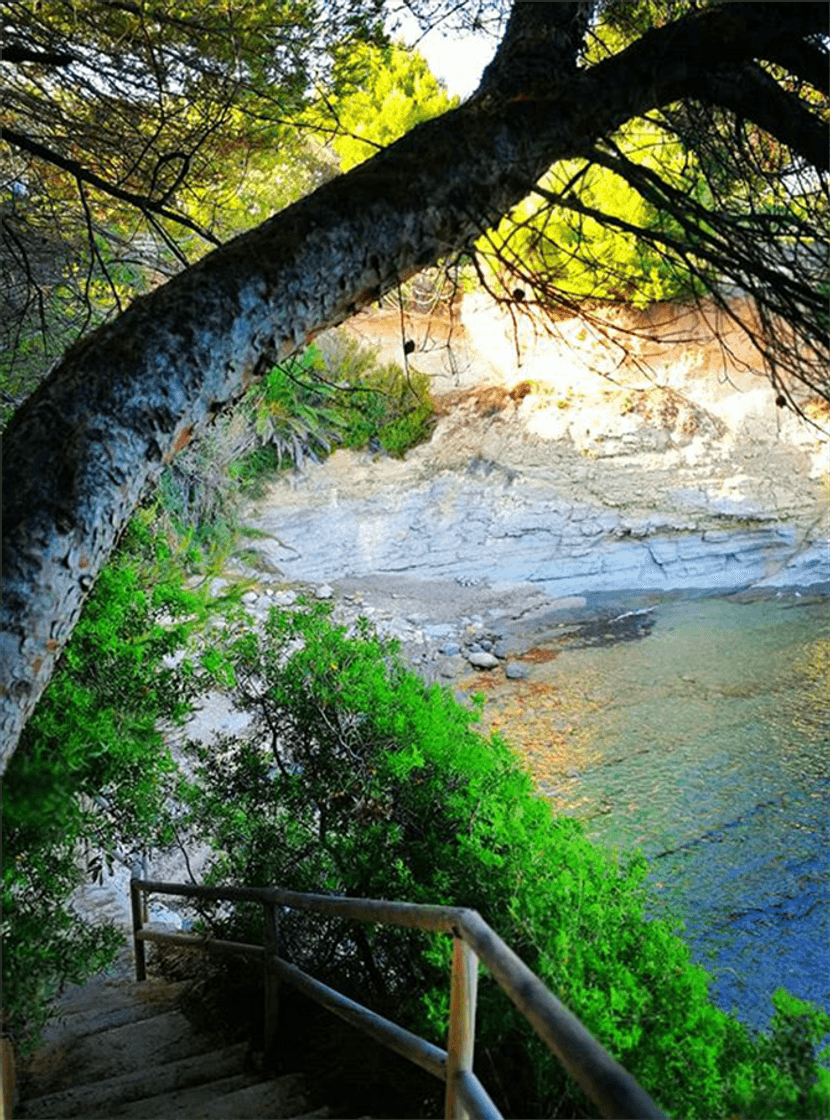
[241,344,347,473]
[1,515,225,1051]
[147,336,435,557]
[327,334,435,458]
[233,334,436,486]
[155,415,250,547]
[181,601,830,1119]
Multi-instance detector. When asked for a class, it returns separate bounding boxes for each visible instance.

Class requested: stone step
[23,1008,215,1099]
[18,1041,249,1118]
[174,1072,313,1119]
[111,1071,263,1117]
[40,980,191,1044]
[45,978,137,1018]
[18,963,341,1120]
[112,1071,316,1120]
[48,975,185,1019]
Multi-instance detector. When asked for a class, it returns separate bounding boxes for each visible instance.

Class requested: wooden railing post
[262,901,281,1065]
[445,936,478,1120]
[130,880,147,981]
[2,1035,17,1120]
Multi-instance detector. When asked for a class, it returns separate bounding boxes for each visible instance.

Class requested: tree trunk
[2,2,825,769]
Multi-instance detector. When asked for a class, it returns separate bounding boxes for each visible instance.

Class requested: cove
[520,593,829,1031]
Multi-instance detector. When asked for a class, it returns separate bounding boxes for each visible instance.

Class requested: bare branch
[696,62,828,172]
[1,44,75,66]
[2,127,221,246]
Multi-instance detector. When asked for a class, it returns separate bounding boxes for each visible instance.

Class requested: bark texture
[2,1,826,769]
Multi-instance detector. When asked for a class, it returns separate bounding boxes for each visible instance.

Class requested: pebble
[505,661,530,680]
[439,657,465,679]
[468,651,499,669]
[424,623,455,638]
[316,584,334,600]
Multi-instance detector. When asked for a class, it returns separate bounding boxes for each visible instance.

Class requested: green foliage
[179,602,830,1119]
[231,335,435,489]
[1,201,185,435]
[0,515,223,1050]
[374,398,435,458]
[239,343,345,473]
[226,443,282,493]
[154,454,242,553]
[724,990,830,1120]
[146,336,435,549]
[0,236,107,431]
[484,118,712,307]
[186,132,339,243]
[1,3,384,420]
[327,335,436,458]
[313,41,458,172]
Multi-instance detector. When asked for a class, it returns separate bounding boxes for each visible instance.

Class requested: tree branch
[696,62,828,172]
[1,44,75,66]
[762,36,830,96]
[580,1,829,134]
[3,1,828,769]
[1,127,221,246]
[583,144,826,328]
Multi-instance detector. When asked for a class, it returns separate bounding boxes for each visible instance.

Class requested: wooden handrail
[1,1038,16,1120]
[130,877,668,1120]
[132,878,464,931]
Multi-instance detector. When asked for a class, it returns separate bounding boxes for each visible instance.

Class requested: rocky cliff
[245,294,829,596]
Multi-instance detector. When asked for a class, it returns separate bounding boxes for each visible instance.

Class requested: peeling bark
[2,1,827,769]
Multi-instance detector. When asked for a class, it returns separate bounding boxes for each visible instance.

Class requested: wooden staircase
[14,960,332,1120]
[8,874,668,1120]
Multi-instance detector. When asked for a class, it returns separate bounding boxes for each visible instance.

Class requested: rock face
[245,295,829,596]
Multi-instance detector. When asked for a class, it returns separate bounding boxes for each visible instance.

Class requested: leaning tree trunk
[1,2,825,769]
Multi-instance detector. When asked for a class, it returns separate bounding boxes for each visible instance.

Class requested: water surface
[486,595,829,1029]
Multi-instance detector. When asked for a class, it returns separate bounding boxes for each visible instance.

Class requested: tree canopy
[2,1,829,768]
[318,39,459,171]
[0,0,389,401]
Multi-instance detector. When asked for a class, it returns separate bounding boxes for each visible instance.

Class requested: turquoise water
[541,595,829,1030]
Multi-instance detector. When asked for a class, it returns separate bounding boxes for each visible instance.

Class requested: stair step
[41,981,191,1044]
[19,956,345,1120]
[177,1072,311,1119]
[18,1040,248,1119]
[89,1066,311,1120]
[111,1071,262,1117]
[48,975,187,1019]
[24,1008,217,1099]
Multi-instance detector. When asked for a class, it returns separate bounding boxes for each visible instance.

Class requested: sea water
[540,594,829,1030]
